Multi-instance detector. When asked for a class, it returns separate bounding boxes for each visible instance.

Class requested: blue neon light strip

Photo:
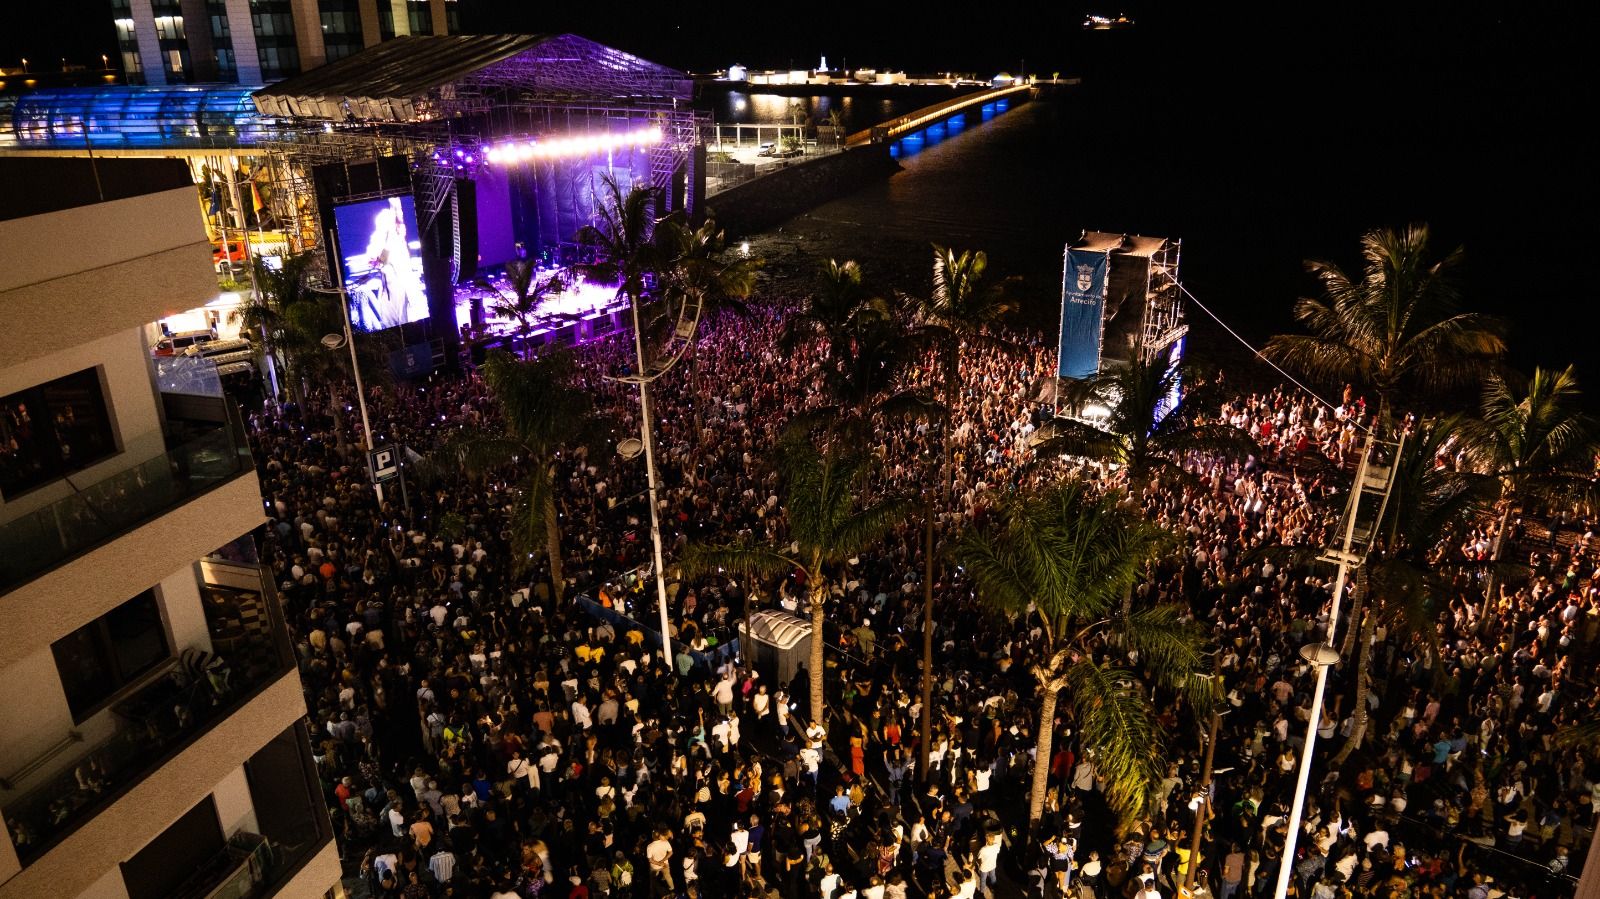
[1,85,273,150]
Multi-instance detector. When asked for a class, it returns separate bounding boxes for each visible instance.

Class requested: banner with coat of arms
[1058,247,1109,378]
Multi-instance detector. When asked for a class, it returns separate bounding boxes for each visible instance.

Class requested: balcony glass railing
[170,831,269,899]
[0,425,253,593]
[0,566,294,865]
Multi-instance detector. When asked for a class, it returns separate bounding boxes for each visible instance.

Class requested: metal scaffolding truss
[441,34,694,115]
[1140,238,1187,361]
[249,34,703,245]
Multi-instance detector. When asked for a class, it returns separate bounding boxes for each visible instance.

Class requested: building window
[406,0,431,35]
[257,45,301,79]
[251,0,301,78]
[112,3,144,84]
[154,14,187,41]
[0,368,118,499]
[245,725,329,860]
[52,588,171,721]
[376,1,394,39]
[121,796,223,899]
[207,0,231,38]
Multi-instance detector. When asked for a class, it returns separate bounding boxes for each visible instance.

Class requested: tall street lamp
[309,243,383,506]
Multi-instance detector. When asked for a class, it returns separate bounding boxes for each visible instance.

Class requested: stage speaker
[377,155,410,193]
[418,197,462,370]
[345,160,380,196]
[311,155,411,204]
[455,178,479,283]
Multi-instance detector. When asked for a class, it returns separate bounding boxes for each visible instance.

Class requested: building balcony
[0,422,254,596]
[0,563,296,869]
[169,823,333,899]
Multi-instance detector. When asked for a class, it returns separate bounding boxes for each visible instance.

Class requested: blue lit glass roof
[0,84,274,150]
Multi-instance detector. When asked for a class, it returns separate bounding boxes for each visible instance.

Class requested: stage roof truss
[253,34,693,126]
[250,34,702,232]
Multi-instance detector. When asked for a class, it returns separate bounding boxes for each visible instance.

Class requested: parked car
[152,329,217,357]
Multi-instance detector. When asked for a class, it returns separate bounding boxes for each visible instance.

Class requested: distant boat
[1082,13,1134,29]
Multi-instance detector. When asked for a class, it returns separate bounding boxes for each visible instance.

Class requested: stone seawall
[703,144,898,237]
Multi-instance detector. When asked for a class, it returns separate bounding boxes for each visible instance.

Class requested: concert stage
[455,264,629,357]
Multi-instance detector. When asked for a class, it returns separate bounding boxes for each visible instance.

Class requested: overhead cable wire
[1173,279,1372,435]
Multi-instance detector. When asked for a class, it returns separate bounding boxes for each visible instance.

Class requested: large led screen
[332,195,429,332]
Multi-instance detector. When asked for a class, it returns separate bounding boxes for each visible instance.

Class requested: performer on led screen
[355,198,424,330]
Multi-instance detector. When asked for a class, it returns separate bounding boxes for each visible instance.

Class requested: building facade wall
[0,668,307,899]
[0,472,265,671]
[290,0,327,71]
[126,0,170,85]
[223,0,263,82]
[0,328,167,521]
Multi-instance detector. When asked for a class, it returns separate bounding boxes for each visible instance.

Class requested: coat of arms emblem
[1075,264,1095,293]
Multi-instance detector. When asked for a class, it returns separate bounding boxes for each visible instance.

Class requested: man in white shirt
[713,672,736,715]
[953,867,978,899]
[977,832,1002,897]
[428,848,457,883]
[646,828,675,889]
[800,744,821,792]
[507,750,539,794]
[805,720,827,749]
[818,862,841,899]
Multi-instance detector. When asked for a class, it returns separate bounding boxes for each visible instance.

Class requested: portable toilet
[738,609,812,689]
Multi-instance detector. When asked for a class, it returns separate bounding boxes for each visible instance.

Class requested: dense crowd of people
[243,293,1599,899]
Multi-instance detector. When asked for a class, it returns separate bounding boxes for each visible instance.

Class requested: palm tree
[438,350,609,599]
[778,260,937,453]
[683,426,915,729]
[576,178,761,668]
[910,247,1016,388]
[1333,416,1497,761]
[1263,224,1505,429]
[653,211,761,441]
[903,245,1016,781]
[484,260,566,358]
[1459,366,1599,631]
[576,175,665,313]
[231,252,316,397]
[953,479,1208,830]
[1034,355,1256,489]
[781,259,893,402]
[654,211,761,327]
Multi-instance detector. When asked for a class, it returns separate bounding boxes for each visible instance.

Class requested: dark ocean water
[732,8,1592,391]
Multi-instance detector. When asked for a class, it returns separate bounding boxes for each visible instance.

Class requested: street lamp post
[1183,707,1222,897]
[1273,430,1397,898]
[626,289,676,673]
[315,235,384,506]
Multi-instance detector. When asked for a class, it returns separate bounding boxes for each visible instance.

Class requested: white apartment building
[0,157,339,899]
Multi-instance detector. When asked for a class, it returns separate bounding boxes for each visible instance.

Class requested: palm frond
[1149,422,1259,461]
[1117,604,1209,693]
[433,433,527,478]
[1064,658,1167,827]
[680,540,801,582]
[831,494,918,560]
[508,469,554,576]
[1029,418,1124,464]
